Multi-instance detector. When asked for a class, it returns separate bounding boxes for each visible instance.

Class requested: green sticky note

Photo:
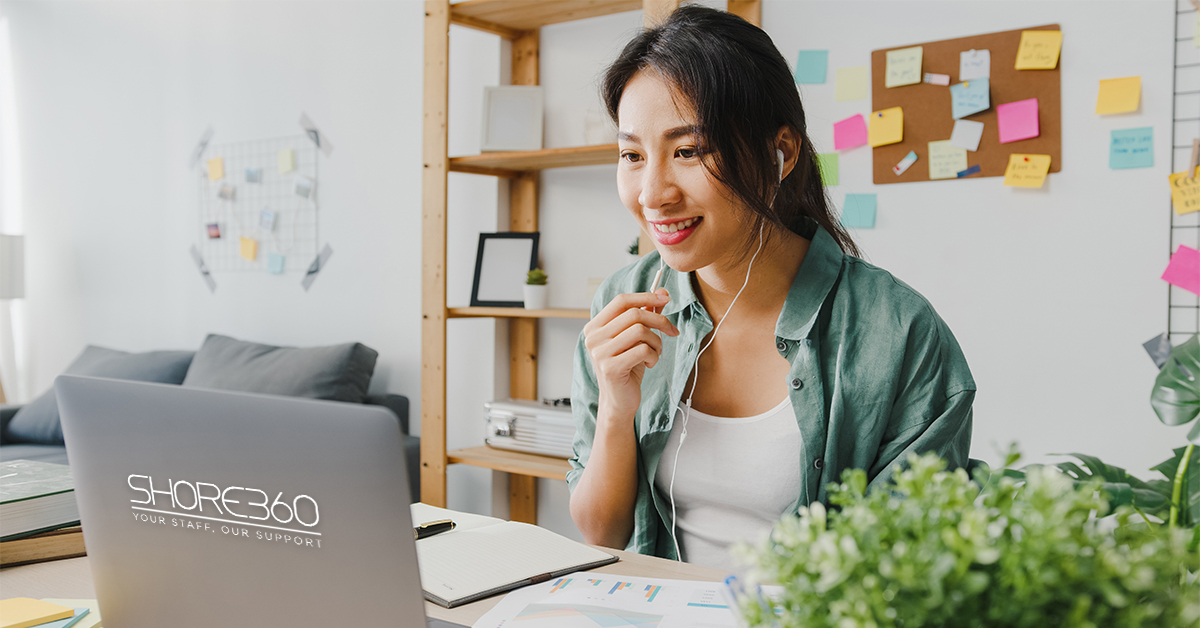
[794,50,828,84]
[817,153,839,186]
[841,194,877,229]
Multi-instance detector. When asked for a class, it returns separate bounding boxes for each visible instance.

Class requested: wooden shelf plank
[448,307,590,320]
[451,0,642,35]
[448,446,572,480]
[450,144,618,176]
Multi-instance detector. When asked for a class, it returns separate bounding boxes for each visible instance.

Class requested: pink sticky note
[1162,245,1200,296]
[996,98,1039,144]
[833,114,868,151]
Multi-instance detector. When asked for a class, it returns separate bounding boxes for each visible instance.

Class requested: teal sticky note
[842,194,877,229]
[817,153,839,186]
[950,78,990,119]
[1109,127,1153,169]
[268,253,286,274]
[794,50,828,84]
[38,609,91,628]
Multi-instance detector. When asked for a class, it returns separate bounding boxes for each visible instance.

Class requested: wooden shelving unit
[422,0,760,525]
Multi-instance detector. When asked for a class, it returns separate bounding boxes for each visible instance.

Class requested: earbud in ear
[776,149,785,182]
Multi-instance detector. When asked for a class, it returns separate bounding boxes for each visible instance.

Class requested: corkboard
[870,24,1061,184]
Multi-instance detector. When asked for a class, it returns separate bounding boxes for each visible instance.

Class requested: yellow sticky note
[868,107,903,147]
[1169,167,1200,215]
[278,149,295,174]
[206,157,224,181]
[0,598,74,628]
[835,66,869,102]
[240,237,258,261]
[928,141,968,180]
[885,46,923,88]
[1003,154,1052,188]
[41,599,101,628]
[1015,30,1062,70]
[1095,76,1141,114]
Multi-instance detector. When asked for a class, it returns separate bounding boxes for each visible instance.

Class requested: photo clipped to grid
[197,135,319,273]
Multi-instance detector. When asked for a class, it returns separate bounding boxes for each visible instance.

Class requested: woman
[567,6,975,571]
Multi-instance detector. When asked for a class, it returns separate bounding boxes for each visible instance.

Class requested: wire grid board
[197,135,319,272]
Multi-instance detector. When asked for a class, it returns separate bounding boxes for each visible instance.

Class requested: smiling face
[616,70,756,274]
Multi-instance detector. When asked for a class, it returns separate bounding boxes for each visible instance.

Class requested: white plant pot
[523,284,548,310]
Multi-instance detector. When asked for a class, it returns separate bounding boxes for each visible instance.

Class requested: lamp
[0,234,23,403]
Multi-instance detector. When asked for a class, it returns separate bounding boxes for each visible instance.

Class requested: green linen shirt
[567,221,976,560]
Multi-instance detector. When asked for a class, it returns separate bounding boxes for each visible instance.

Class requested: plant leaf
[1150,334,1200,428]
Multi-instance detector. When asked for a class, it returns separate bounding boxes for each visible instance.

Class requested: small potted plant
[524,268,548,310]
[627,238,641,265]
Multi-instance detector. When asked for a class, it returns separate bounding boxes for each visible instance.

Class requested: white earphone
[776,148,785,183]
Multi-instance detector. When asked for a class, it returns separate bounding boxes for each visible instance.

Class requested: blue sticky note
[1109,127,1153,169]
[794,50,828,84]
[950,78,990,119]
[841,194,877,229]
[38,609,90,628]
[268,252,286,274]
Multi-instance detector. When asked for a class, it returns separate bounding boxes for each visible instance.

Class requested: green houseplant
[523,268,548,310]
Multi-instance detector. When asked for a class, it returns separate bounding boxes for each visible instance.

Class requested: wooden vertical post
[421,0,450,508]
[642,0,680,26]
[727,0,762,26]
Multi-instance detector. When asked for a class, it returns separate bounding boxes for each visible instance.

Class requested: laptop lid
[56,375,430,627]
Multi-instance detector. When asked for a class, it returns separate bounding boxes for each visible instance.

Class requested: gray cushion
[181,334,377,403]
[5,346,195,445]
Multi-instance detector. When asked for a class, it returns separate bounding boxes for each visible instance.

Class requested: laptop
[56,375,466,628]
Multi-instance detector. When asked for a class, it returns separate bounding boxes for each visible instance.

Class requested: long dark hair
[602,5,859,257]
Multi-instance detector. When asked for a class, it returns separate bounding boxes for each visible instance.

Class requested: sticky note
[923,73,950,86]
[41,600,101,628]
[893,151,918,175]
[0,599,74,628]
[833,114,868,151]
[1096,76,1141,114]
[868,107,903,147]
[817,153,839,186]
[1015,30,1062,70]
[1003,154,1052,188]
[950,78,990,119]
[996,98,1039,144]
[1169,167,1200,215]
[949,119,985,151]
[240,237,258,261]
[34,607,90,628]
[960,49,990,80]
[268,252,286,275]
[841,194,877,229]
[794,50,828,84]
[1162,245,1200,295]
[207,157,224,181]
[835,66,869,101]
[1109,127,1153,169]
[885,46,923,88]
[928,141,968,180]
[278,149,295,174]
[245,168,262,183]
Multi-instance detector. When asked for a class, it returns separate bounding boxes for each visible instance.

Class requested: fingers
[584,306,678,355]
[587,291,672,331]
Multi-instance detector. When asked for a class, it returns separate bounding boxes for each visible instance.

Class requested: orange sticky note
[206,157,224,181]
[1003,154,1052,188]
[1096,77,1141,114]
[1015,30,1062,70]
[1169,167,1200,215]
[868,107,903,147]
[239,237,258,261]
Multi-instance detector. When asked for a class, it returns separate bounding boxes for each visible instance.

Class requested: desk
[0,550,730,626]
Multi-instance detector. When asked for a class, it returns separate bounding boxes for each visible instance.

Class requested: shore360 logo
[127,474,322,549]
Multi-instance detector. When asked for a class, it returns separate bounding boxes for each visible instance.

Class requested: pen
[722,576,751,628]
[641,267,664,313]
[414,519,456,540]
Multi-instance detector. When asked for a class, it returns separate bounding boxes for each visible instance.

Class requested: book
[0,598,73,628]
[0,527,87,567]
[410,503,618,608]
[0,460,79,542]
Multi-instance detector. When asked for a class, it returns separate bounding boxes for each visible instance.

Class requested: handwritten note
[885,46,923,88]
[996,98,1039,144]
[893,151,918,176]
[833,115,868,151]
[868,107,904,147]
[278,149,295,174]
[1096,76,1141,114]
[240,237,258,261]
[1003,154,1052,188]
[959,49,990,80]
[1015,30,1062,70]
[1162,245,1200,296]
[1109,127,1153,169]
[950,78,990,119]
[817,153,839,186]
[207,157,224,181]
[794,50,828,84]
[835,66,869,101]
[1169,167,1200,215]
[841,194,877,229]
[928,141,968,180]
[949,119,985,152]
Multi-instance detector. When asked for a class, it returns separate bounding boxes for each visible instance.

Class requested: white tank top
[653,397,802,571]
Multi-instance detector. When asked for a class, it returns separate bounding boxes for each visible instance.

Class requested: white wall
[0,0,1192,543]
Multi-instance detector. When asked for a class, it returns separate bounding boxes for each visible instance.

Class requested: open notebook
[410,503,618,608]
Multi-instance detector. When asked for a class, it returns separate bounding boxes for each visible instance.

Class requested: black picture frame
[470,232,540,308]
